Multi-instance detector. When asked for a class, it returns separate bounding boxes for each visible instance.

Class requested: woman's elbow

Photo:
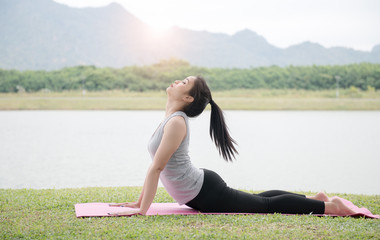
[149,165,164,175]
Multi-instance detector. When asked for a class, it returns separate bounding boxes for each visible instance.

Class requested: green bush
[0,60,379,92]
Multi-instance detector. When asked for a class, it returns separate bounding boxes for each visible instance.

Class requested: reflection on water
[0,110,379,195]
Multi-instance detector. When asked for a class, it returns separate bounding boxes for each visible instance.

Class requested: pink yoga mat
[75,197,379,219]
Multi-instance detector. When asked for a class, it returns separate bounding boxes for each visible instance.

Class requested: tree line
[0,59,379,93]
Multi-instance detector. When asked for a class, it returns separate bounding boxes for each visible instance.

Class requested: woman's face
[167,76,196,101]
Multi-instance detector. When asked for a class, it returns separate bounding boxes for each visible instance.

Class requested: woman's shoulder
[163,115,187,141]
[173,111,188,118]
[165,114,186,128]
[162,111,187,129]
[165,111,187,122]
[164,112,187,130]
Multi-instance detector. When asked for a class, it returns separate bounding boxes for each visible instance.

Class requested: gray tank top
[147,111,204,205]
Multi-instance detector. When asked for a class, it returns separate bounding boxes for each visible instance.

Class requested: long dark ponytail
[209,99,238,161]
[183,76,238,162]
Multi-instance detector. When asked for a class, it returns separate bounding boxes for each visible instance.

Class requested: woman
[109,76,355,216]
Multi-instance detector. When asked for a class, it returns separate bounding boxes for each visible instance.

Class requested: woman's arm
[109,116,186,216]
[139,116,186,214]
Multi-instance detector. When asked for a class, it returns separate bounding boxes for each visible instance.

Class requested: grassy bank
[1,89,380,110]
[0,187,379,239]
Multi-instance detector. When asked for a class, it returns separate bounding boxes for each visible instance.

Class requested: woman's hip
[185,168,227,211]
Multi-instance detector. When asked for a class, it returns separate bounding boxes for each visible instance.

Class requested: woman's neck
[165,101,183,118]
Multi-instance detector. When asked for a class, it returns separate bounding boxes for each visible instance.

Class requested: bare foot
[308,192,330,202]
[325,197,356,215]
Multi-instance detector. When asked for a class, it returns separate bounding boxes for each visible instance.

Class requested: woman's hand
[109,202,139,208]
[107,208,141,216]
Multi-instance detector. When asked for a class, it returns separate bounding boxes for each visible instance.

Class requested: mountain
[0,0,379,70]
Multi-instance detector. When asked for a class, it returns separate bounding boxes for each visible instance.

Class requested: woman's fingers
[107,208,141,216]
[109,202,138,208]
[108,203,122,207]
[109,202,129,207]
[107,212,119,216]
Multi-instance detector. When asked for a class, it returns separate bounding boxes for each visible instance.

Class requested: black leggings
[186,169,325,214]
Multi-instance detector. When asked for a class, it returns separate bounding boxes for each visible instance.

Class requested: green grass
[1,187,379,239]
[1,89,380,110]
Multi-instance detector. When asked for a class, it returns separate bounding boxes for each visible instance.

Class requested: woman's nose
[174,80,180,84]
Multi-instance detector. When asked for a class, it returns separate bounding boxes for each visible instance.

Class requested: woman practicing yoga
[109,76,355,216]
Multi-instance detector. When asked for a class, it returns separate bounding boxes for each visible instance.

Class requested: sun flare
[150,26,170,37]
[147,23,171,39]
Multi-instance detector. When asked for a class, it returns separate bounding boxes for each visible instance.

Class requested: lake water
[0,110,379,195]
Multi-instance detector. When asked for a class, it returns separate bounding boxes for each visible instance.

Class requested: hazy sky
[53,0,380,51]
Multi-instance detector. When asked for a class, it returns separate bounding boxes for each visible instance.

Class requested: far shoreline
[1,89,379,110]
